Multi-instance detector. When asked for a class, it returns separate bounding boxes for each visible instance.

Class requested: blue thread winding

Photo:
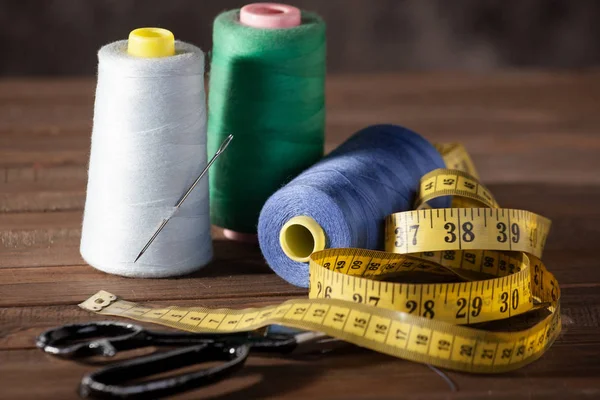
[258,124,449,287]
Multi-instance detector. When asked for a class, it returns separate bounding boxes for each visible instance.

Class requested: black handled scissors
[36,321,338,400]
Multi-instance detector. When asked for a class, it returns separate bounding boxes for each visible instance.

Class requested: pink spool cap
[240,3,301,29]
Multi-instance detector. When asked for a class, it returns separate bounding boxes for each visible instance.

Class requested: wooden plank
[1,183,599,267]
[2,127,598,208]
[0,211,252,268]
[3,169,598,215]
[2,172,600,215]
[0,349,453,400]
[0,217,598,281]
[3,130,599,213]
[2,340,599,399]
[0,295,299,351]
[0,244,596,306]
[327,72,600,184]
[0,252,305,307]
[1,284,599,398]
[334,71,600,184]
[0,210,84,267]
[1,73,600,190]
[1,285,597,352]
[0,179,85,213]
[3,127,598,184]
[0,164,86,212]
[326,72,600,127]
[0,236,599,307]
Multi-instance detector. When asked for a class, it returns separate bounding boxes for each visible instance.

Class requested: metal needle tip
[133,251,144,264]
[133,134,234,263]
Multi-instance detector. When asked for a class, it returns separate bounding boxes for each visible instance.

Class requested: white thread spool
[80,28,212,277]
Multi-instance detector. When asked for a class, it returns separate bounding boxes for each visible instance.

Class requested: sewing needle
[134,134,233,263]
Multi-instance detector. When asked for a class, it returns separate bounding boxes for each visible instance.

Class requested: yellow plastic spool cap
[127,27,175,58]
[279,216,326,263]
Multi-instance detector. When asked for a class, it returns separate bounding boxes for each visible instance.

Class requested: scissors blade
[265,325,346,355]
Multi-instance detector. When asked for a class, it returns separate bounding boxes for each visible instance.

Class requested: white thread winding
[80,40,212,277]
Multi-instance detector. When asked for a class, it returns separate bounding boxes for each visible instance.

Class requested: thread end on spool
[279,216,325,263]
[128,27,175,58]
[240,3,301,29]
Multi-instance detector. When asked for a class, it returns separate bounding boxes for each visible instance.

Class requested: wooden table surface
[1,72,600,399]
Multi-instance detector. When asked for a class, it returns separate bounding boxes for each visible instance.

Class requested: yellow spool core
[279,216,326,263]
[128,27,175,58]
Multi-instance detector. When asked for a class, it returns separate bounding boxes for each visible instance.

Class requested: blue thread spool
[258,124,449,287]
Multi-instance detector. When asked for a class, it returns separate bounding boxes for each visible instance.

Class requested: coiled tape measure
[80,143,561,374]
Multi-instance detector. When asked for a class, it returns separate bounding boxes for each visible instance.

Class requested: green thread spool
[207,8,326,236]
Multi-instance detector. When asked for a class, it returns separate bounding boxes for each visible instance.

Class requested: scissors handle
[37,321,167,358]
[37,321,303,398]
[79,343,250,399]
[37,321,300,359]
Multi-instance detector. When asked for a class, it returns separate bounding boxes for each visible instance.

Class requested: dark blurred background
[1,0,600,76]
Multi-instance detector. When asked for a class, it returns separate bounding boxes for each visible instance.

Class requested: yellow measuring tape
[80,144,560,374]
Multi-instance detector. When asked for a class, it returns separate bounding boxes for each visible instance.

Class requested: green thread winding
[207,10,326,234]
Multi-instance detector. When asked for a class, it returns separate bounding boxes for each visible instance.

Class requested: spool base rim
[80,253,212,278]
[223,229,259,243]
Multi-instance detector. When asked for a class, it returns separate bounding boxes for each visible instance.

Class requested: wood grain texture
[2,286,599,352]
[1,73,599,399]
[2,185,599,270]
